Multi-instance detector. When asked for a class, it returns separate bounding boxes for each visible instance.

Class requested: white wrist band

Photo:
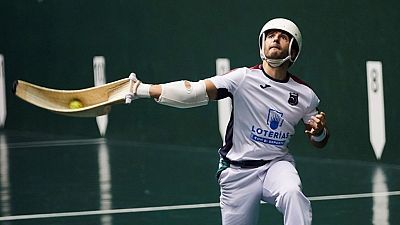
[310,128,327,142]
[136,83,151,98]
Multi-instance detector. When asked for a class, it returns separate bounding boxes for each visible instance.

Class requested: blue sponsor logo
[267,109,283,130]
[249,109,290,146]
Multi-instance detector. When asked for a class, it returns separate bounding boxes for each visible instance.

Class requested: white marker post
[366,61,385,160]
[93,56,108,137]
[0,55,6,128]
[216,58,231,144]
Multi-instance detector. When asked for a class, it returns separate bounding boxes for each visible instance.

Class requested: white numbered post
[366,61,386,160]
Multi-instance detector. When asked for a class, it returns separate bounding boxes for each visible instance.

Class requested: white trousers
[218,159,312,225]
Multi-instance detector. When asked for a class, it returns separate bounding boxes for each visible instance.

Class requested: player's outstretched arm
[305,112,330,148]
[146,80,217,100]
[132,76,218,108]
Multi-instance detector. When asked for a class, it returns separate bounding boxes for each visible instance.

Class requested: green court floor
[0,130,399,225]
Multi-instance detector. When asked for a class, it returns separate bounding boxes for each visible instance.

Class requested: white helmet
[259,18,302,67]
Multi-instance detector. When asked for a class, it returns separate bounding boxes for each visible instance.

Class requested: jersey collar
[260,65,291,83]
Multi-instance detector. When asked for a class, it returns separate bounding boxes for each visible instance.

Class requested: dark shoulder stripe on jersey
[249,64,262,70]
[290,73,321,99]
[289,73,313,89]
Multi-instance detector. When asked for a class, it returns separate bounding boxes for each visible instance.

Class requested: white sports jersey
[207,64,320,161]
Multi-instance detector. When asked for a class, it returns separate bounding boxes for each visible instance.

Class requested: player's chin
[266,51,285,59]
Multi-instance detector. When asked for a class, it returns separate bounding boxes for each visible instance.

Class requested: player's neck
[262,60,289,81]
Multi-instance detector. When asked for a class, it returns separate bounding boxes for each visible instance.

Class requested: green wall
[1,0,399,163]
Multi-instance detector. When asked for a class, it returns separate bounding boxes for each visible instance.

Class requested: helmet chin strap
[266,55,291,68]
[264,38,294,68]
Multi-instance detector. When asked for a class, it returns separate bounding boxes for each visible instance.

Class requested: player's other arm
[304,112,330,148]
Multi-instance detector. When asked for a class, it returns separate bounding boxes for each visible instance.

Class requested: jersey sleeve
[302,90,320,123]
[206,67,246,95]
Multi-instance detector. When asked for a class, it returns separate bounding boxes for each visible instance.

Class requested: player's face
[263,30,291,59]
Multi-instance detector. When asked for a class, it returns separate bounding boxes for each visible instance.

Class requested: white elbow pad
[156,80,209,108]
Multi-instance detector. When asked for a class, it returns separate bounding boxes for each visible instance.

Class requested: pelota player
[129,18,329,225]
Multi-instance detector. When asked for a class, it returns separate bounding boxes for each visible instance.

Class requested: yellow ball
[69,99,84,109]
